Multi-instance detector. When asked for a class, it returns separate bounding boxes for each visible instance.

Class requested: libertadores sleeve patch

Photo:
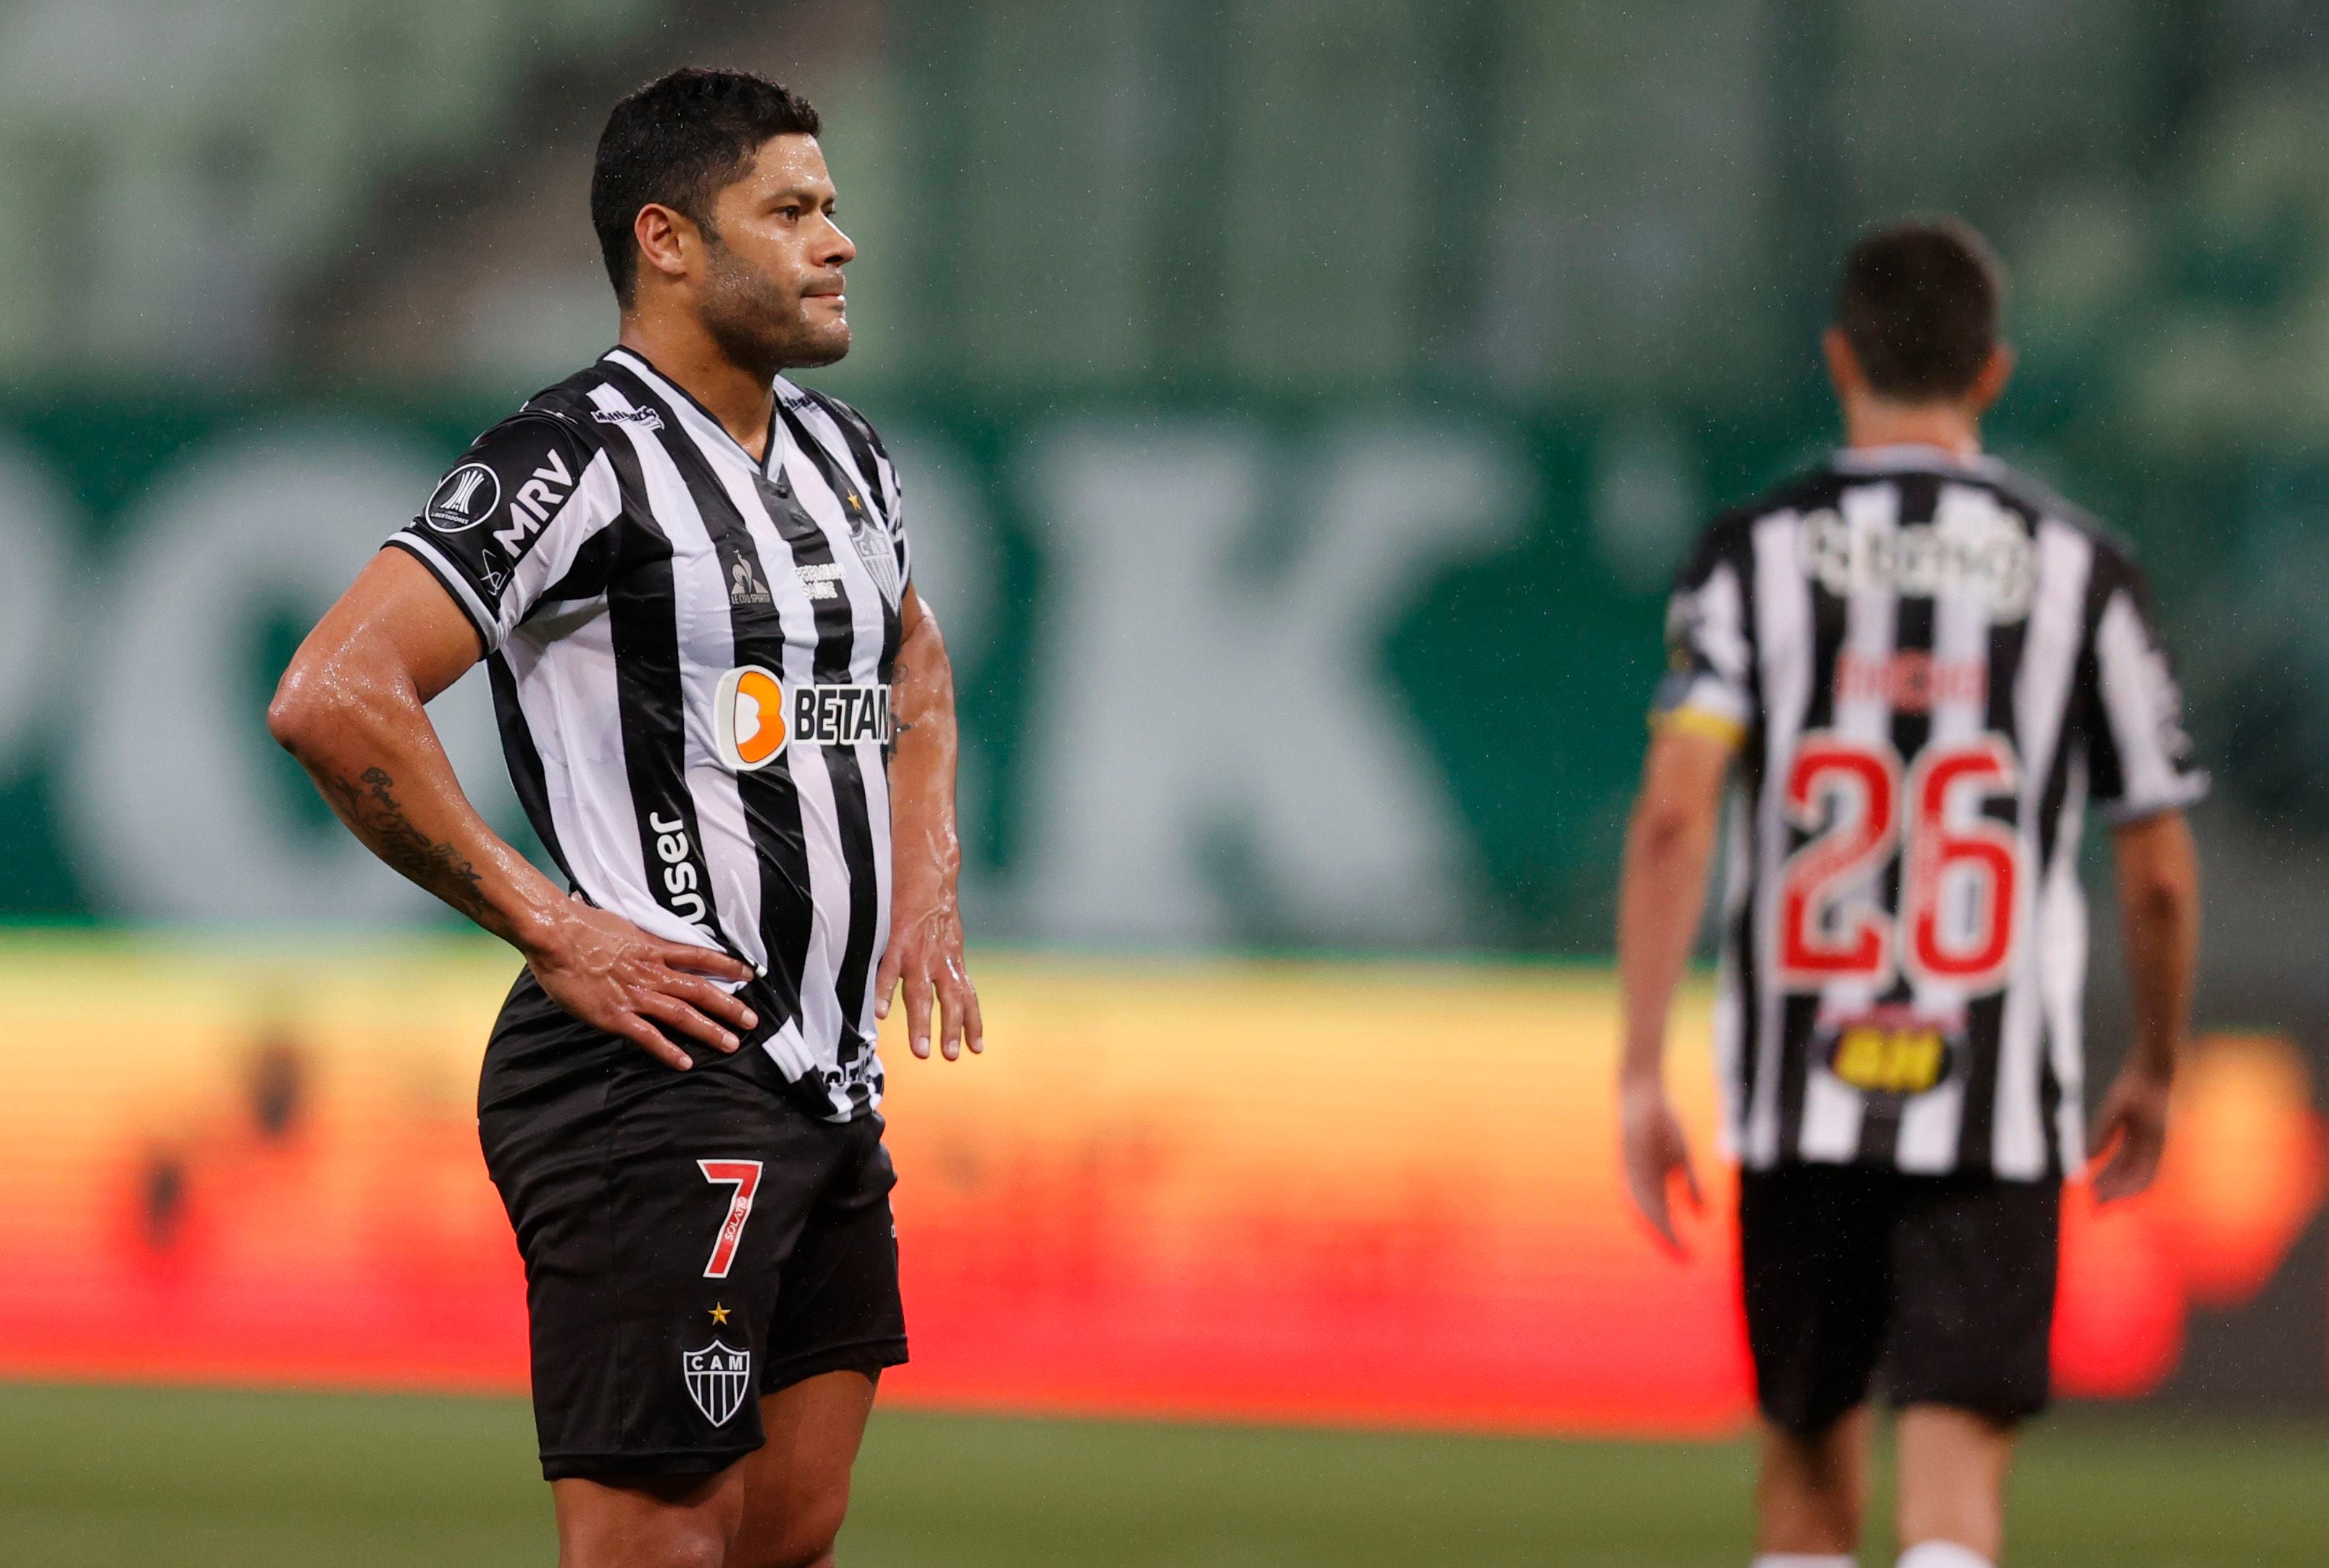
[385,412,620,652]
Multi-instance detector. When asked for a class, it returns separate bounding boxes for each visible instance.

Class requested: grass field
[1,1383,2322,1567]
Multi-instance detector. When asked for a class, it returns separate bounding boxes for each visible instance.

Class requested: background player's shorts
[1739,1162,2058,1434]
[479,974,908,1482]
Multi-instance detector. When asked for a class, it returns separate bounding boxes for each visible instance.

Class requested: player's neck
[1840,396,1983,461]
[616,314,777,461]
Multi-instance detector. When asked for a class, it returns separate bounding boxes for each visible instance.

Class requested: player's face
[697,134,856,372]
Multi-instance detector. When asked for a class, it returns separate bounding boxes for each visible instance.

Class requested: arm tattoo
[891,651,919,736]
[326,766,491,921]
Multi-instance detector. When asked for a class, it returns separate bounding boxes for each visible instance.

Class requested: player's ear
[1822,326,1863,403]
[632,203,695,288]
[1969,341,2015,415]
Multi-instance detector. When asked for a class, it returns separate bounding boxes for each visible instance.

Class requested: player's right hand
[2087,1060,2173,1203]
[524,902,758,1071]
[1619,1074,1703,1257]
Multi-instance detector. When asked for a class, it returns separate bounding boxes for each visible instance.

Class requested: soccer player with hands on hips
[271,67,979,1568]
[1616,219,2203,1568]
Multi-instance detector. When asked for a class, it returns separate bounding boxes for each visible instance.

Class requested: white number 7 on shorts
[697,1159,764,1279]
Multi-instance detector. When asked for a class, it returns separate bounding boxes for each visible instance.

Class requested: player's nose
[820,218,856,268]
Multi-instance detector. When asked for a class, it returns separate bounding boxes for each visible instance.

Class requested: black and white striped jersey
[387,346,911,1119]
[1655,445,2206,1180]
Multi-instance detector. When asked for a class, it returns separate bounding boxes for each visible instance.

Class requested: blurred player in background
[270,67,979,1568]
[1615,219,2204,1568]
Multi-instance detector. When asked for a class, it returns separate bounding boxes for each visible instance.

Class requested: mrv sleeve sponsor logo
[490,447,575,555]
[712,665,891,772]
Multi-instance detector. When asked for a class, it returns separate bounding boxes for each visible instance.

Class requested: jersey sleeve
[384,411,622,653]
[1649,519,1755,746]
[2081,545,2208,823]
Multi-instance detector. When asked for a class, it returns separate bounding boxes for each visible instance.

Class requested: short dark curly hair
[591,67,821,304]
[1834,217,2005,401]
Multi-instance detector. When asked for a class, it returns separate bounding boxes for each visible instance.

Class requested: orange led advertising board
[0,939,2315,1430]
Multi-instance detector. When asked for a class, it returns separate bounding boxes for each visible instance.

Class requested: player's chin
[787,316,851,369]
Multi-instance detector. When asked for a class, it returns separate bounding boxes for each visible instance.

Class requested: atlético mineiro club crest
[682,1339,752,1427]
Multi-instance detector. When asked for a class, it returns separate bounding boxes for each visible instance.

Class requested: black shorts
[479,973,908,1482]
[1739,1162,2059,1435]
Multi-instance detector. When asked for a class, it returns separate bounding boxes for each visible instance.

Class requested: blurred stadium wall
[3,0,2329,1420]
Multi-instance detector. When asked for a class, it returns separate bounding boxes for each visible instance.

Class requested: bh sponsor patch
[713,666,891,772]
[1822,1006,1961,1097]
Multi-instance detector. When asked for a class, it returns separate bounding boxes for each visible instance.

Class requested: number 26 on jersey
[1777,733,2022,994]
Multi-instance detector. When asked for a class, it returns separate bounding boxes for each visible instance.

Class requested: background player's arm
[268,549,756,1070]
[1615,724,1736,1252]
[2090,809,2202,1202]
[875,582,983,1061]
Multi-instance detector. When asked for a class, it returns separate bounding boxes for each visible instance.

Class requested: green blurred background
[6,0,2328,965]
[7,1,2329,1561]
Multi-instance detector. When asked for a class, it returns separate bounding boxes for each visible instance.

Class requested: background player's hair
[1833,217,2005,401]
[591,66,822,305]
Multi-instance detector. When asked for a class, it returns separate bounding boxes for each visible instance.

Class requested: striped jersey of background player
[1614,219,2204,1568]
[269,67,984,1568]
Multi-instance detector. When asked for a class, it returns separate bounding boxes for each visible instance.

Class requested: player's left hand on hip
[877,904,983,1062]
[2086,1062,2172,1203]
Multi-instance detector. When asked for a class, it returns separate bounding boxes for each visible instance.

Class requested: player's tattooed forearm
[327,766,490,918]
[891,653,919,735]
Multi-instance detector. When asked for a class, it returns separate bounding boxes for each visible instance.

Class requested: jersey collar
[1831,443,2004,478]
[601,345,783,477]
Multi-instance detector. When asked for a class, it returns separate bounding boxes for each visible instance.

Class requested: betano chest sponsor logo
[712,665,891,772]
[1800,495,2036,620]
